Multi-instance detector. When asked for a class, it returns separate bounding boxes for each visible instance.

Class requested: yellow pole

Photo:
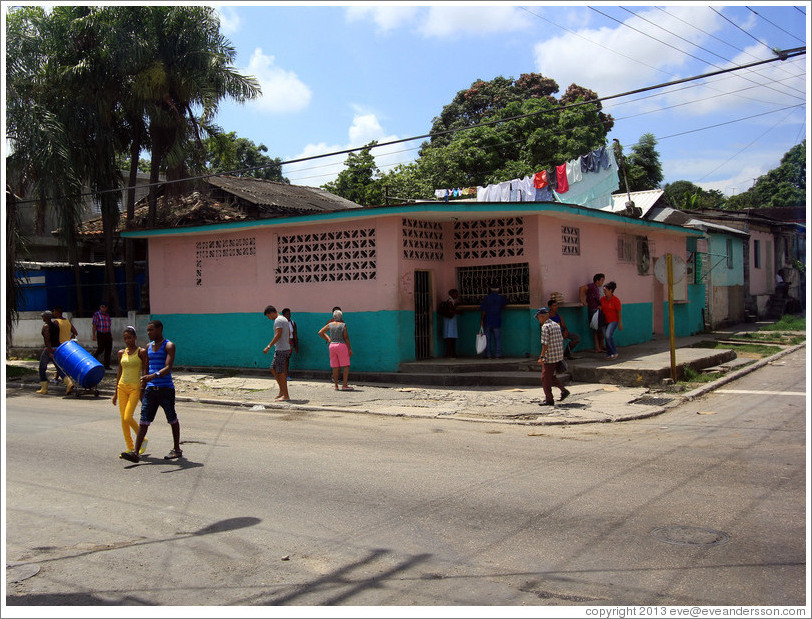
[667,253,677,381]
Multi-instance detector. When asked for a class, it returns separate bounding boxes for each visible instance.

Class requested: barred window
[617,235,635,263]
[456,263,529,305]
[276,228,376,283]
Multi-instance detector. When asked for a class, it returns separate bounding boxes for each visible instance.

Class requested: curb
[666,343,806,407]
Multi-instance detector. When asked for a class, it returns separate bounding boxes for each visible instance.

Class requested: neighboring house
[122,199,705,373]
[646,206,749,329]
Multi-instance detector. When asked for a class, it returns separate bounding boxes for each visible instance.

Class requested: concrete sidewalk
[6,320,804,425]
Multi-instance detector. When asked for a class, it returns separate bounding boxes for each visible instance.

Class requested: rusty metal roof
[206,175,362,213]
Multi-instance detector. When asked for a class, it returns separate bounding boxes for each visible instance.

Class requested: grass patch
[759,315,805,332]
[6,365,37,379]
[690,340,783,356]
[735,332,804,345]
[680,364,719,384]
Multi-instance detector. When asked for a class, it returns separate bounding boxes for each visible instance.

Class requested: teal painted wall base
[153,297,702,372]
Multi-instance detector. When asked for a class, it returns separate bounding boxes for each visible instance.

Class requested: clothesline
[433,144,620,208]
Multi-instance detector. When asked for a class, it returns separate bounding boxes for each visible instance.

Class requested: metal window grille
[456,263,529,305]
[561,225,580,256]
[402,219,443,261]
[276,228,376,283]
[195,237,256,286]
[617,235,635,263]
[637,236,652,275]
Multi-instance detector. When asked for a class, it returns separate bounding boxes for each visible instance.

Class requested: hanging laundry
[554,147,618,208]
[519,175,535,201]
[533,170,548,189]
[566,159,582,184]
[556,164,569,193]
[434,189,446,200]
[535,186,555,201]
[498,181,512,202]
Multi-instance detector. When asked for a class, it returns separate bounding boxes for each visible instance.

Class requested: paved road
[4,348,807,608]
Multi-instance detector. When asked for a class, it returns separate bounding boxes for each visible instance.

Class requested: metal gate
[414,270,433,360]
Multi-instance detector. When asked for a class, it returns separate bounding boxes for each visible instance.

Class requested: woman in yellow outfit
[112,326,149,456]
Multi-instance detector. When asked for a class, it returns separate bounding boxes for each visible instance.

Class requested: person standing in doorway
[479,283,508,359]
[547,298,580,359]
[579,273,606,353]
[35,311,60,395]
[535,307,570,406]
[281,308,299,378]
[120,320,183,463]
[263,305,291,401]
[112,326,149,456]
[599,281,623,360]
[52,306,78,394]
[92,302,113,369]
[441,289,461,358]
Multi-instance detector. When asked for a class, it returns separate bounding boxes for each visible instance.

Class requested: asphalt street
[3,347,808,612]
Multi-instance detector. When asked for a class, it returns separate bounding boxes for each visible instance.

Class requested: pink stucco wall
[148,211,695,324]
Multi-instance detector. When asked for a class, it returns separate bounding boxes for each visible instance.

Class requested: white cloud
[533,6,724,98]
[283,112,417,188]
[418,6,530,38]
[244,48,311,114]
[214,5,241,35]
[345,6,418,33]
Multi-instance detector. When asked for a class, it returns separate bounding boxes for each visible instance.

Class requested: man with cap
[536,307,570,406]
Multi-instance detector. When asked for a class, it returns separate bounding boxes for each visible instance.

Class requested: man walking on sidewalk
[536,307,570,406]
[263,305,291,401]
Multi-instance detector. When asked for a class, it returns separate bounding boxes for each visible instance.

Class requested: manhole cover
[631,396,674,406]
[650,525,730,547]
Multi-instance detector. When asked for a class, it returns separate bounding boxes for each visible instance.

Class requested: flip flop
[341,386,354,391]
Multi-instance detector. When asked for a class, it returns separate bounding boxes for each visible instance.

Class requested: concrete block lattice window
[402,219,443,261]
[456,263,530,306]
[195,237,256,286]
[561,225,580,256]
[453,217,524,260]
[276,228,376,283]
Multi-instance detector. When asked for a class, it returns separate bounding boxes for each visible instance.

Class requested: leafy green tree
[202,131,287,182]
[384,74,614,199]
[624,133,663,192]
[725,140,806,209]
[322,142,384,206]
[662,180,725,210]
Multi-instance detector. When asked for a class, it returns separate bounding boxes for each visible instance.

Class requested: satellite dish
[655,254,686,285]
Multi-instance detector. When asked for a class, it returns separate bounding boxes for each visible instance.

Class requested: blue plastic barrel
[54,340,105,389]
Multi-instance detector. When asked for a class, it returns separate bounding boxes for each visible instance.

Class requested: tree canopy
[374,73,615,202]
[723,140,806,209]
[322,142,383,206]
[623,133,664,192]
[662,180,725,210]
[202,131,288,182]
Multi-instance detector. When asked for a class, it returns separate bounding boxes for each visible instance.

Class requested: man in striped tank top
[120,320,183,463]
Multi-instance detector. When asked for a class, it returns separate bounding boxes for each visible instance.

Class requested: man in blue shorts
[120,320,182,463]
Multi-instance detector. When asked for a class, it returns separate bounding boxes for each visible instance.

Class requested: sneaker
[164,449,183,460]
[120,451,139,463]
[138,437,149,455]
[560,389,571,402]
[539,400,555,406]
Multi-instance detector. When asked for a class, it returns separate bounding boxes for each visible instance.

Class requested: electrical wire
[11,48,806,206]
[710,7,777,54]
[746,7,806,45]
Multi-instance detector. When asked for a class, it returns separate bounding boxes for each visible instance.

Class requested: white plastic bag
[589,309,600,331]
[475,328,487,354]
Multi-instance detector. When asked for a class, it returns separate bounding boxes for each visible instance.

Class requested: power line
[607,6,805,100]
[695,108,800,181]
[746,7,806,45]
[710,7,776,55]
[11,47,806,206]
[657,103,805,141]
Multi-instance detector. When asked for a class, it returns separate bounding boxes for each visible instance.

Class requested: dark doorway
[414,270,433,360]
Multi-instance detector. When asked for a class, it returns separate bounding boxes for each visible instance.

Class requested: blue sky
[208,3,808,197]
